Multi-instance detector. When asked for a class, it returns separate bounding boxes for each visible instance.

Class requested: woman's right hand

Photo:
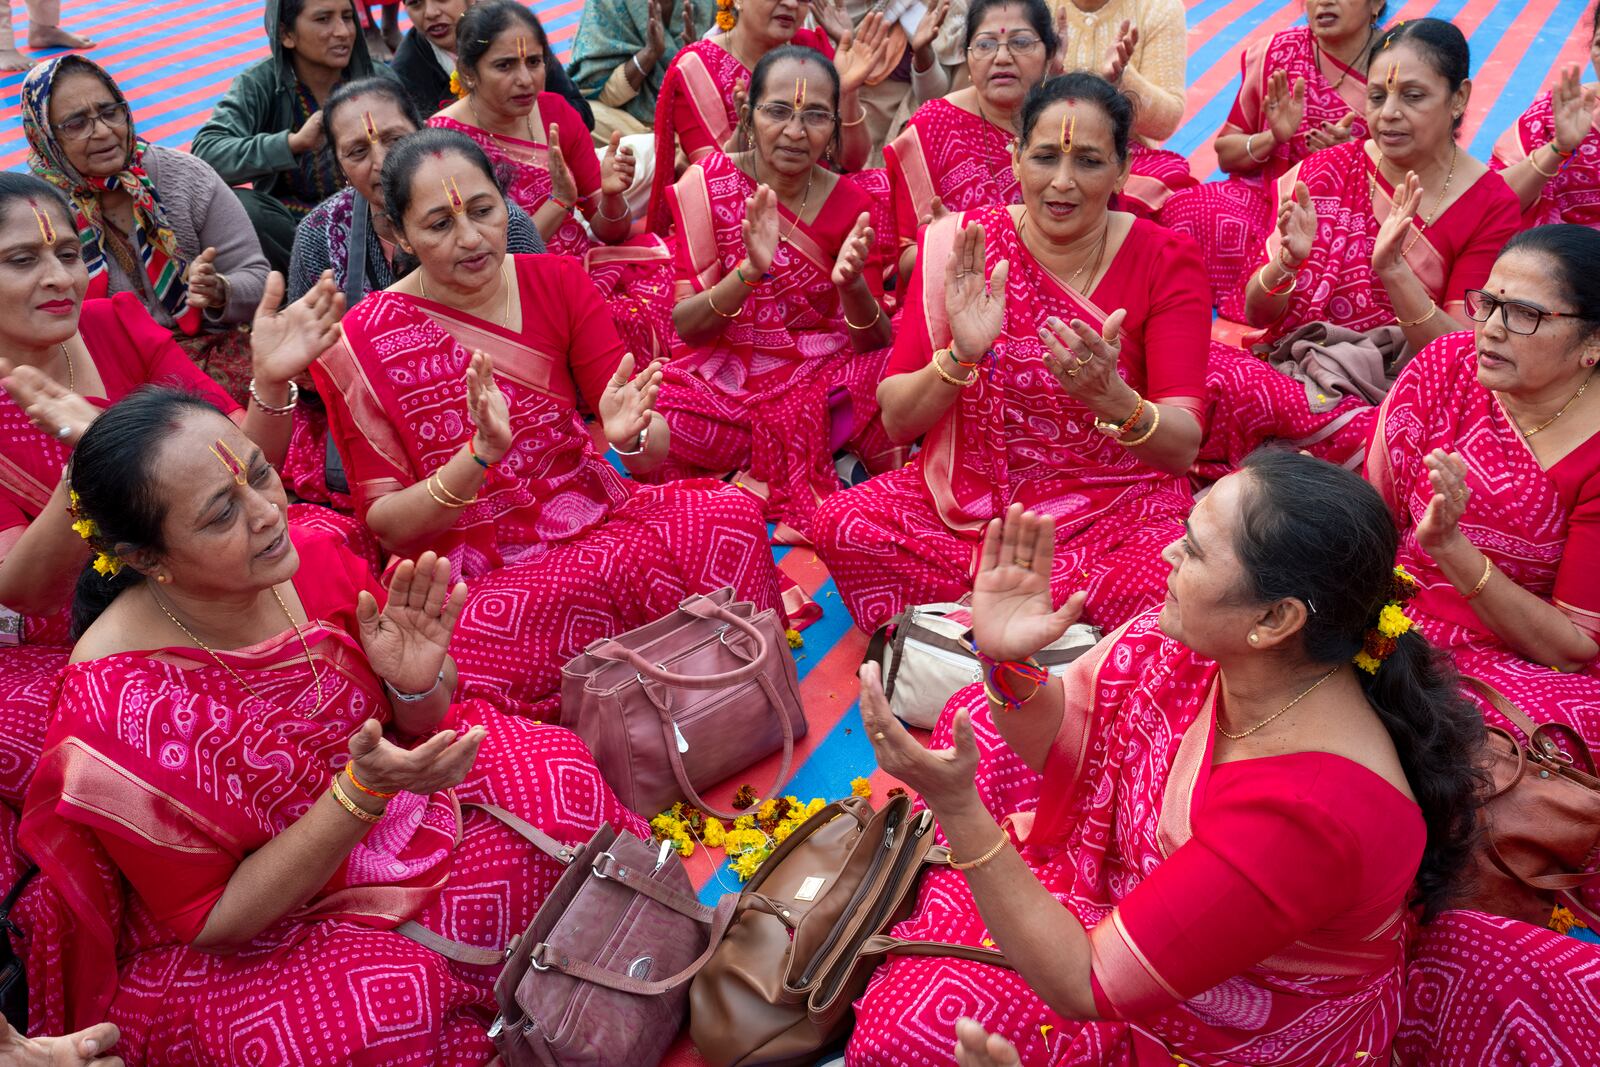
[970,503,1086,663]
[0,359,99,446]
[952,1018,1022,1067]
[346,717,486,797]
[1101,20,1137,84]
[834,13,889,95]
[545,125,581,208]
[945,221,1008,360]
[1550,63,1591,156]
[465,350,512,463]
[1415,448,1472,556]
[1264,70,1306,147]
[742,184,781,275]
[911,0,951,57]
[1276,180,1315,269]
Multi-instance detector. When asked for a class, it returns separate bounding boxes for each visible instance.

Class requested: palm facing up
[970,504,1086,663]
[357,552,467,696]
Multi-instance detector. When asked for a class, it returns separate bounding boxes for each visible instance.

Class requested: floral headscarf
[21,56,200,334]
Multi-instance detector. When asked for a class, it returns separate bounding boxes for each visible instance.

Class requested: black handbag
[0,863,38,1032]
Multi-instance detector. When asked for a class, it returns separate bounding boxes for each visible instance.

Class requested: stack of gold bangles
[932,347,979,388]
[426,468,477,509]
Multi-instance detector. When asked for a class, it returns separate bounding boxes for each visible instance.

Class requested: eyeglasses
[53,102,129,141]
[753,102,837,130]
[968,33,1042,58]
[1463,288,1581,337]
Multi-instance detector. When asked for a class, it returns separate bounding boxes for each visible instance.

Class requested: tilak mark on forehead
[27,200,55,244]
[363,110,379,145]
[443,176,466,214]
[209,439,248,486]
[516,34,527,59]
[794,77,807,110]
[1060,110,1076,154]
[1385,62,1399,93]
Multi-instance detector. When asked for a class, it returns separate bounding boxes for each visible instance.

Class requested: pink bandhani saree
[1199,139,1522,476]
[643,150,898,544]
[849,612,1426,1066]
[813,206,1206,634]
[1491,88,1600,229]
[312,253,783,718]
[16,528,646,1064]
[883,97,1020,259]
[1118,143,1197,219]
[1161,27,1369,319]
[429,102,676,360]
[650,39,749,234]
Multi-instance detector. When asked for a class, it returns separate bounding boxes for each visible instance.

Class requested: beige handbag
[864,602,1101,728]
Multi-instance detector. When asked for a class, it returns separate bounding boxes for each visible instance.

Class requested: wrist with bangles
[844,299,883,330]
[932,346,979,388]
[330,775,383,824]
[385,667,446,704]
[1529,140,1576,179]
[1461,553,1494,601]
[425,467,478,509]
[248,377,298,416]
[1258,257,1298,297]
[595,195,631,223]
[949,832,1010,871]
[1244,129,1272,164]
[970,642,1049,711]
[611,422,651,457]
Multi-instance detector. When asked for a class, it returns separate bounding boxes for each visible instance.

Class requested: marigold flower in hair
[715,0,736,31]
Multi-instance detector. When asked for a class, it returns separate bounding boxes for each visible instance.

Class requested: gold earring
[1248,632,1259,644]
[156,574,170,584]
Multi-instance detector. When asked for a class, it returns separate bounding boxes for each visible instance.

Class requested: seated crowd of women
[2,0,1599,1063]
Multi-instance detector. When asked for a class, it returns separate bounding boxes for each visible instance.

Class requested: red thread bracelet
[346,762,398,800]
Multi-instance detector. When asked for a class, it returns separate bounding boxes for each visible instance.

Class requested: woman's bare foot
[0,47,32,70]
[28,24,95,49]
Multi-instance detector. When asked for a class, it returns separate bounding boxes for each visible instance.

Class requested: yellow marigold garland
[68,489,122,577]
[1355,566,1419,674]
[715,0,736,31]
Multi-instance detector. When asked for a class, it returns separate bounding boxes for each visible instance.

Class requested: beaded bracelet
[330,776,383,824]
[1120,403,1161,448]
[346,762,398,800]
[248,378,299,417]
[468,437,495,469]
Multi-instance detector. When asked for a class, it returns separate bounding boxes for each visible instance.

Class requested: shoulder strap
[857,933,1013,970]
[524,895,738,996]
[346,193,370,307]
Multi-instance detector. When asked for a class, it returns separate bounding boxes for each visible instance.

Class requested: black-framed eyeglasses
[968,33,1043,58]
[753,102,837,130]
[1463,288,1580,337]
[53,102,129,141]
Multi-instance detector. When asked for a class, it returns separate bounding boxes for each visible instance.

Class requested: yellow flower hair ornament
[715,0,736,32]
[68,489,123,578]
[449,69,467,99]
[1354,566,1420,673]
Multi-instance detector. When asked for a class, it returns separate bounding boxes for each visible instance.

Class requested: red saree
[848,612,1425,1066]
[1200,139,1522,476]
[813,207,1206,634]
[1369,331,1600,748]
[1491,88,1600,229]
[883,98,1021,260]
[650,39,751,234]
[17,527,646,1063]
[1161,27,1369,319]
[428,103,676,360]
[642,150,898,544]
[311,253,783,718]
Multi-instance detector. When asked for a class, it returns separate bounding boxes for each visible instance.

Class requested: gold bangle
[1462,554,1494,602]
[1528,143,1564,179]
[844,300,882,330]
[932,348,978,388]
[1395,300,1439,328]
[431,469,477,506]
[949,833,1009,871]
[841,108,868,127]
[1119,402,1161,447]
[707,286,740,318]
[330,777,383,824]
[425,472,474,509]
[1257,261,1296,297]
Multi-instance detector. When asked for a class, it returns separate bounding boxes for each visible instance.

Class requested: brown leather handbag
[561,588,807,820]
[690,793,1011,1067]
[400,802,735,1067]
[1455,677,1600,925]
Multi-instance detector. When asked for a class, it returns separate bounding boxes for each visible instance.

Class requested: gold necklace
[1217,666,1340,741]
[1371,145,1457,256]
[1506,369,1594,438]
[59,342,73,393]
[1065,220,1110,293]
[751,152,813,247]
[419,256,514,327]
[468,95,539,144]
[153,585,325,718]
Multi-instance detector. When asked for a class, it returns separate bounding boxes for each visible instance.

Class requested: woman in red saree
[313,129,784,718]
[647,0,885,233]
[18,391,648,1064]
[848,451,1486,1067]
[643,47,898,544]
[883,0,1057,277]
[427,1,675,359]
[814,75,1208,634]
[1159,0,1380,319]
[0,174,348,813]
[1491,50,1600,229]
[1200,18,1521,478]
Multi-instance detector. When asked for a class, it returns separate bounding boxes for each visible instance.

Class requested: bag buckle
[592,851,625,880]
[529,942,558,972]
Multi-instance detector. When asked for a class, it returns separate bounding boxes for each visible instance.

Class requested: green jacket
[191,0,387,201]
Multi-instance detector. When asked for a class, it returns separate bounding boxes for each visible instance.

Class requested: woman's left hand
[834,13,888,95]
[1371,170,1423,277]
[546,125,581,209]
[1101,20,1137,84]
[859,660,982,816]
[357,550,468,696]
[599,130,636,198]
[1039,308,1133,410]
[1415,448,1471,555]
[952,1018,1022,1067]
[0,359,100,446]
[250,270,345,390]
[831,211,873,287]
[184,246,228,310]
[598,352,664,450]
[1304,113,1356,152]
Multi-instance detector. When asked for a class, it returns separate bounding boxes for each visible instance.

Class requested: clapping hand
[810,0,853,43]
[185,247,227,310]
[598,352,663,451]
[912,0,952,57]
[1275,180,1315,268]
[725,78,751,150]
[681,0,698,45]
[1550,63,1593,157]
[0,1017,125,1067]
[600,130,637,198]
[357,551,468,697]
[1264,70,1306,146]
[1415,449,1472,555]
[0,358,99,446]
[919,195,948,230]
[1039,307,1131,412]
[546,124,581,209]
[1102,20,1138,84]
[1048,6,1069,74]
[970,503,1086,663]
[287,109,326,155]
[859,658,982,817]
[464,350,512,464]
[835,12,890,95]
[1304,112,1356,152]
[1371,170,1423,277]
[945,222,1009,362]
[832,211,873,287]
[249,270,345,391]
[742,184,782,275]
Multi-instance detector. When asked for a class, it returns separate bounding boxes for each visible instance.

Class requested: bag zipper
[795,803,906,988]
[815,810,933,1004]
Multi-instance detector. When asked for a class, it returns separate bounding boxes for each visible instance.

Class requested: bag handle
[857,933,1013,970]
[464,802,582,866]
[1484,827,1600,892]
[1465,676,1599,777]
[525,894,739,996]
[590,599,770,691]
[657,667,798,821]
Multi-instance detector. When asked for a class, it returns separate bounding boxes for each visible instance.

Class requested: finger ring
[54,425,70,440]
[1016,557,1033,568]
[873,732,886,741]
[1452,491,1466,503]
